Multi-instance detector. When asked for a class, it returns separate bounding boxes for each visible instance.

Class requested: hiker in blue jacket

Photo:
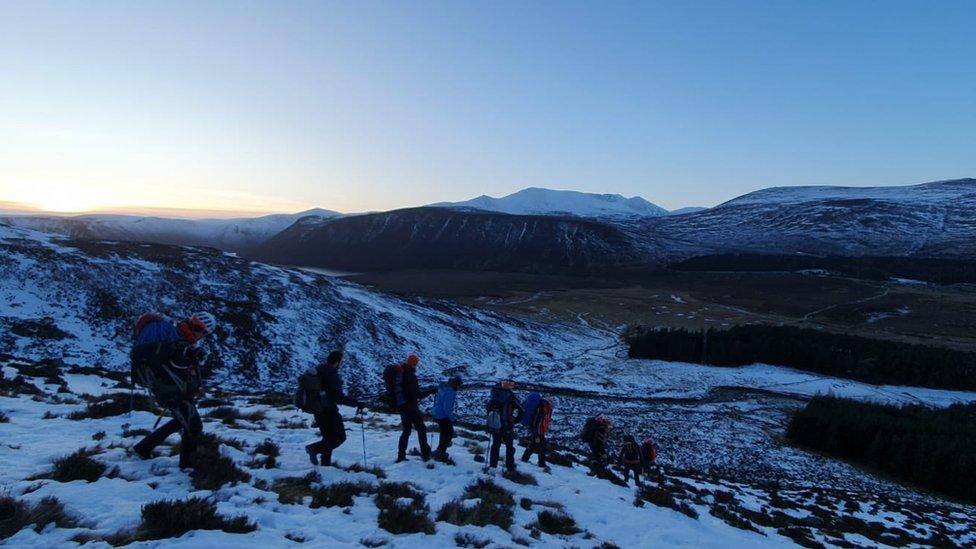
[430,376,462,462]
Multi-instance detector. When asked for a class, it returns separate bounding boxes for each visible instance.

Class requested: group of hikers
[128,311,657,485]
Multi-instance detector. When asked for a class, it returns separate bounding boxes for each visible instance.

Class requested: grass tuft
[0,495,77,540]
[311,481,376,508]
[374,482,435,535]
[530,509,582,536]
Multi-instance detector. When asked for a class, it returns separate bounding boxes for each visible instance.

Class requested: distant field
[349,269,976,352]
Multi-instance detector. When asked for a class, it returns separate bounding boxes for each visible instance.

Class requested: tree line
[670,253,976,285]
[786,396,976,503]
[624,325,976,391]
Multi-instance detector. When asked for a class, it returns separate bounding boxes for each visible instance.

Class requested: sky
[0,1,974,217]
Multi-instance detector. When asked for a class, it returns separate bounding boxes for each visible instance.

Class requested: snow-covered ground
[3,361,972,548]
[1,362,797,548]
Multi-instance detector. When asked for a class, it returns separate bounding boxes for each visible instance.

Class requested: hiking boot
[395,454,407,463]
[306,445,319,466]
[421,449,432,462]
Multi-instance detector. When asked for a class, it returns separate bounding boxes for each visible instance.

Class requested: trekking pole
[359,409,367,467]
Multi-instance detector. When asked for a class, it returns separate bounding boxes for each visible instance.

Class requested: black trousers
[435,418,454,454]
[622,464,642,484]
[135,399,202,468]
[490,429,516,470]
[307,409,346,466]
[521,434,547,467]
[589,441,607,469]
[398,407,430,457]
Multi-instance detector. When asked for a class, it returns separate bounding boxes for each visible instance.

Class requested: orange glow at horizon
[0,181,320,218]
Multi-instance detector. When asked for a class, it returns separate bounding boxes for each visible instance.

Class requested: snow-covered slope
[0,208,339,252]
[430,187,669,218]
[642,178,976,259]
[2,359,973,547]
[0,222,608,390]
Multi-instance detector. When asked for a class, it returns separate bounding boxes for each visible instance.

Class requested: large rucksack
[486,388,514,434]
[621,441,641,466]
[641,437,657,465]
[534,399,553,436]
[381,364,403,410]
[294,369,325,414]
[581,417,598,444]
[130,314,190,404]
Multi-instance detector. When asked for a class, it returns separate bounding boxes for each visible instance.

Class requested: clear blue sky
[1,0,974,215]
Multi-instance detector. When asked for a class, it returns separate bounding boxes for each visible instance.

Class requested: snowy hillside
[430,188,669,219]
[0,222,609,391]
[642,178,976,259]
[3,359,974,547]
[0,208,339,252]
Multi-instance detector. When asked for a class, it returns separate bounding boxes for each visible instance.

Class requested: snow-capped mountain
[430,187,669,218]
[643,178,976,260]
[0,208,339,252]
[252,207,644,274]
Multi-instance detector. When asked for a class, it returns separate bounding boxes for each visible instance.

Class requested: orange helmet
[596,415,611,426]
[405,354,420,368]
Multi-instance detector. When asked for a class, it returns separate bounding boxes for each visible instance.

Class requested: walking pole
[359,409,367,467]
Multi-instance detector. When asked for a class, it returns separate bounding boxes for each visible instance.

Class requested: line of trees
[786,396,976,502]
[624,325,976,391]
[670,253,976,285]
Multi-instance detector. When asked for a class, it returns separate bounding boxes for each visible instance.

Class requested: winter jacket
[315,364,361,412]
[487,387,523,431]
[397,368,434,410]
[430,382,457,421]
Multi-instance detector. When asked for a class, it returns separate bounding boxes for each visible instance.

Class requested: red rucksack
[534,399,553,436]
[642,437,657,464]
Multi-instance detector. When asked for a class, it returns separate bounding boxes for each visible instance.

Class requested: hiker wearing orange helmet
[395,354,437,463]
[130,311,216,469]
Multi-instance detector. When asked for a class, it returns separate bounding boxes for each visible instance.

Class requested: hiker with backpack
[581,414,611,471]
[131,311,216,469]
[302,350,365,466]
[519,392,553,469]
[430,375,462,462]
[391,354,437,462]
[619,435,644,486]
[641,436,658,474]
[486,380,524,472]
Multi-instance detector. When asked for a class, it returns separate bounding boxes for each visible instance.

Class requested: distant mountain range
[428,187,671,218]
[5,179,976,274]
[0,208,339,251]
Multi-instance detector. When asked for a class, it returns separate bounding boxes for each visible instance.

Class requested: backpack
[294,370,324,414]
[621,441,641,466]
[521,393,541,428]
[486,388,513,433]
[130,314,188,402]
[534,399,553,436]
[381,364,402,410]
[133,312,164,342]
[642,437,657,464]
